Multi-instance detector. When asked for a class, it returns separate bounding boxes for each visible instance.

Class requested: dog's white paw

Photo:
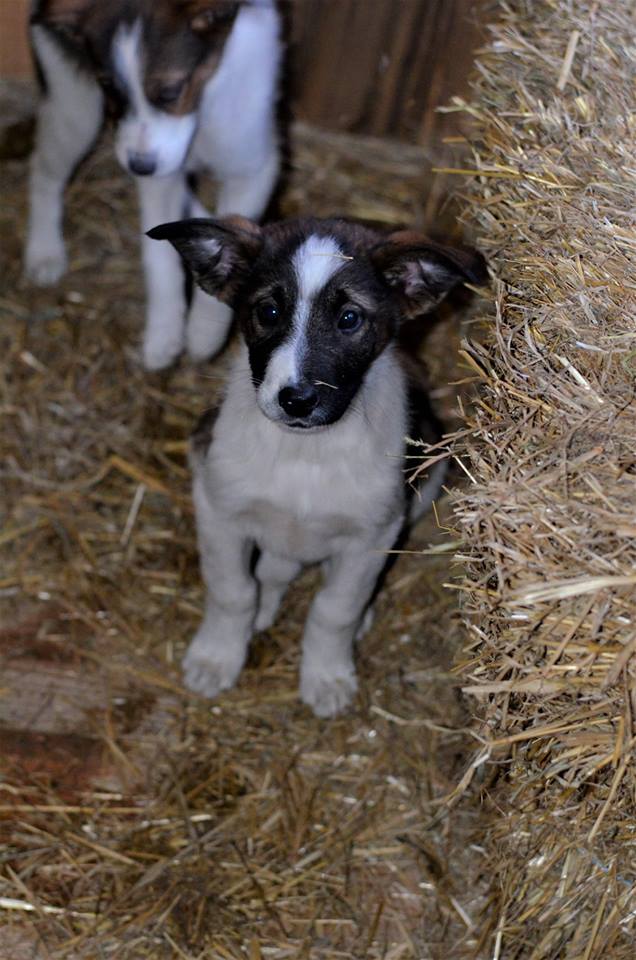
[24,243,67,287]
[183,655,238,699]
[182,628,244,699]
[186,296,233,362]
[142,310,185,371]
[300,667,358,718]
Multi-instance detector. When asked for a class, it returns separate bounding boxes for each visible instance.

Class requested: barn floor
[0,87,488,959]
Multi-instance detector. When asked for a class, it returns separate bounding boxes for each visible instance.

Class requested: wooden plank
[0,606,180,800]
[289,0,485,145]
[0,0,31,79]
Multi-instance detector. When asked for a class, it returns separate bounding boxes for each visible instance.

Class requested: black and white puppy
[149,215,486,716]
[25,0,281,370]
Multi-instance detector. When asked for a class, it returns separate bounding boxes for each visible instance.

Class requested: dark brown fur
[32,0,241,116]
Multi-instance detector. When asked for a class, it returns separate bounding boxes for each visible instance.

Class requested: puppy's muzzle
[128,151,157,176]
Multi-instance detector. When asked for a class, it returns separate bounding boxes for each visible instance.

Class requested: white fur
[187,342,429,717]
[112,21,198,178]
[294,234,345,301]
[25,27,103,285]
[256,235,344,418]
[256,342,298,418]
[25,2,281,369]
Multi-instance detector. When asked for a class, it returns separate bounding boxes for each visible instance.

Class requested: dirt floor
[0,85,488,959]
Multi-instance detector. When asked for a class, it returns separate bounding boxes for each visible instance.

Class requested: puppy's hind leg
[408,459,448,527]
[25,27,103,286]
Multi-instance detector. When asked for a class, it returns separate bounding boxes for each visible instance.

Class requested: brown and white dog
[25,0,282,369]
[149,214,486,717]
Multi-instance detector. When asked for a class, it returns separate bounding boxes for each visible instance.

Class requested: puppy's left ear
[371,231,487,317]
[147,216,262,303]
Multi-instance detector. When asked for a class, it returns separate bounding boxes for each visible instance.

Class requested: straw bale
[434,0,636,954]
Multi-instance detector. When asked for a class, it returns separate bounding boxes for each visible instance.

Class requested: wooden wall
[289,0,483,145]
[0,0,483,146]
[0,0,31,78]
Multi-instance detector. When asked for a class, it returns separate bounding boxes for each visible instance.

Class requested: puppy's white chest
[208,418,403,562]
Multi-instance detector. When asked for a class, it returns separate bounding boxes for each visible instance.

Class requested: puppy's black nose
[128,151,157,176]
[278,384,319,419]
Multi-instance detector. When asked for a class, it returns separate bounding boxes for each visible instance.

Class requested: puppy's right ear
[147,216,263,304]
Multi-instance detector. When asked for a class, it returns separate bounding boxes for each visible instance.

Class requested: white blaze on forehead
[112,19,146,114]
[256,234,345,419]
[293,234,345,304]
[111,18,197,176]
[287,232,344,378]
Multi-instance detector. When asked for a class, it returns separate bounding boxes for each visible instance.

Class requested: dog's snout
[278,384,319,419]
[128,151,157,176]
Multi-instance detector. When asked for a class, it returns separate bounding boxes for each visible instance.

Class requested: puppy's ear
[147,216,263,303]
[371,231,487,317]
[31,0,92,29]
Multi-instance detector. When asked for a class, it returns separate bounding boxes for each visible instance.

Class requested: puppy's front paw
[186,296,233,362]
[300,666,358,718]
[183,655,237,699]
[24,243,67,287]
[182,628,244,699]
[142,307,185,371]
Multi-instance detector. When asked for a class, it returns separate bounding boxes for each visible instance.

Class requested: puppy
[149,215,486,716]
[25,0,281,370]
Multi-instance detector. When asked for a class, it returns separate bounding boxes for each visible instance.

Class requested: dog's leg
[254,552,302,632]
[215,149,280,221]
[185,150,279,362]
[25,28,103,286]
[183,476,257,698]
[182,192,234,363]
[300,520,403,718]
[137,174,191,370]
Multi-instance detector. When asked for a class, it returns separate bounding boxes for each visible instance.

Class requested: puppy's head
[33,0,243,177]
[149,216,486,430]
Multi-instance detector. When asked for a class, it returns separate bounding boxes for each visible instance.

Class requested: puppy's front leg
[184,477,257,698]
[182,193,235,363]
[300,520,403,718]
[214,148,280,222]
[137,174,190,370]
[25,29,103,286]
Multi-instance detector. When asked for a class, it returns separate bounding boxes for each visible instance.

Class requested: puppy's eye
[154,83,184,107]
[337,307,364,333]
[256,301,280,328]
